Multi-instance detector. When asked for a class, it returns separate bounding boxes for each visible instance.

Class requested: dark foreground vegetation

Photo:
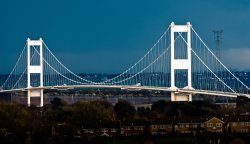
[0,97,250,144]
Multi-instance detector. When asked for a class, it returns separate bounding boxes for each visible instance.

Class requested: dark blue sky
[0,0,250,73]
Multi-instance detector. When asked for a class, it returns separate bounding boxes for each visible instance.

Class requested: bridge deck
[1,85,249,98]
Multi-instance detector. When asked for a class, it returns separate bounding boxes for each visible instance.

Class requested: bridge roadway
[1,85,249,99]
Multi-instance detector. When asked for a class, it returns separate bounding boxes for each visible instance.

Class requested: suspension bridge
[0,22,249,107]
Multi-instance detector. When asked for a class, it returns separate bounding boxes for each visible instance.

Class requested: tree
[114,99,135,120]
[151,100,168,114]
[137,107,150,117]
[70,101,114,124]
[0,102,32,143]
[50,97,63,109]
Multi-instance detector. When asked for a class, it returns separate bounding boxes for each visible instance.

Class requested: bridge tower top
[27,38,43,88]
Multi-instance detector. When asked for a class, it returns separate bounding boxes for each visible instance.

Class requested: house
[53,123,72,137]
[96,121,120,137]
[121,120,147,136]
[204,117,225,133]
[226,115,250,133]
[149,118,173,135]
[0,128,7,138]
[176,116,205,134]
[81,122,96,138]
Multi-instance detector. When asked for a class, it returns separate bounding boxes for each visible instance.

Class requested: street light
[174,125,179,144]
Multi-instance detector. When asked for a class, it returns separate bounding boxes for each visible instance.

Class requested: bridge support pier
[28,90,30,106]
[27,89,44,107]
[171,92,192,102]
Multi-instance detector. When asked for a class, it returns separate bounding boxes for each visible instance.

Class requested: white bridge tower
[27,38,44,107]
[170,22,193,101]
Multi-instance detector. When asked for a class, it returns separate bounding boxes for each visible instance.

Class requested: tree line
[0,97,249,143]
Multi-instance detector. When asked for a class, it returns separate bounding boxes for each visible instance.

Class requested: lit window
[160,125,165,129]
[246,122,250,126]
[207,123,212,127]
[152,125,157,129]
[152,132,157,135]
[232,122,236,126]
[102,129,108,132]
[239,129,247,132]
[186,124,189,128]
[216,123,222,127]
[87,129,93,133]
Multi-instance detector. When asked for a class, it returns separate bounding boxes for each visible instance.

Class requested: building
[204,117,224,133]
[121,120,147,136]
[149,118,173,135]
[73,115,250,138]
[96,121,120,137]
[81,122,96,138]
[0,128,7,138]
[226,115,250,133]
[176,116,205,134]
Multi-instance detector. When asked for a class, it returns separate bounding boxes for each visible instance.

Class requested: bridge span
[1,22,250,106]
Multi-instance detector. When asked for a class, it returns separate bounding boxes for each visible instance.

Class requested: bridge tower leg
[170,22,193,102]
[27,38,44,107]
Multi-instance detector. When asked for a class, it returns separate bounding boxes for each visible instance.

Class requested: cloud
[221,48,250,71]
